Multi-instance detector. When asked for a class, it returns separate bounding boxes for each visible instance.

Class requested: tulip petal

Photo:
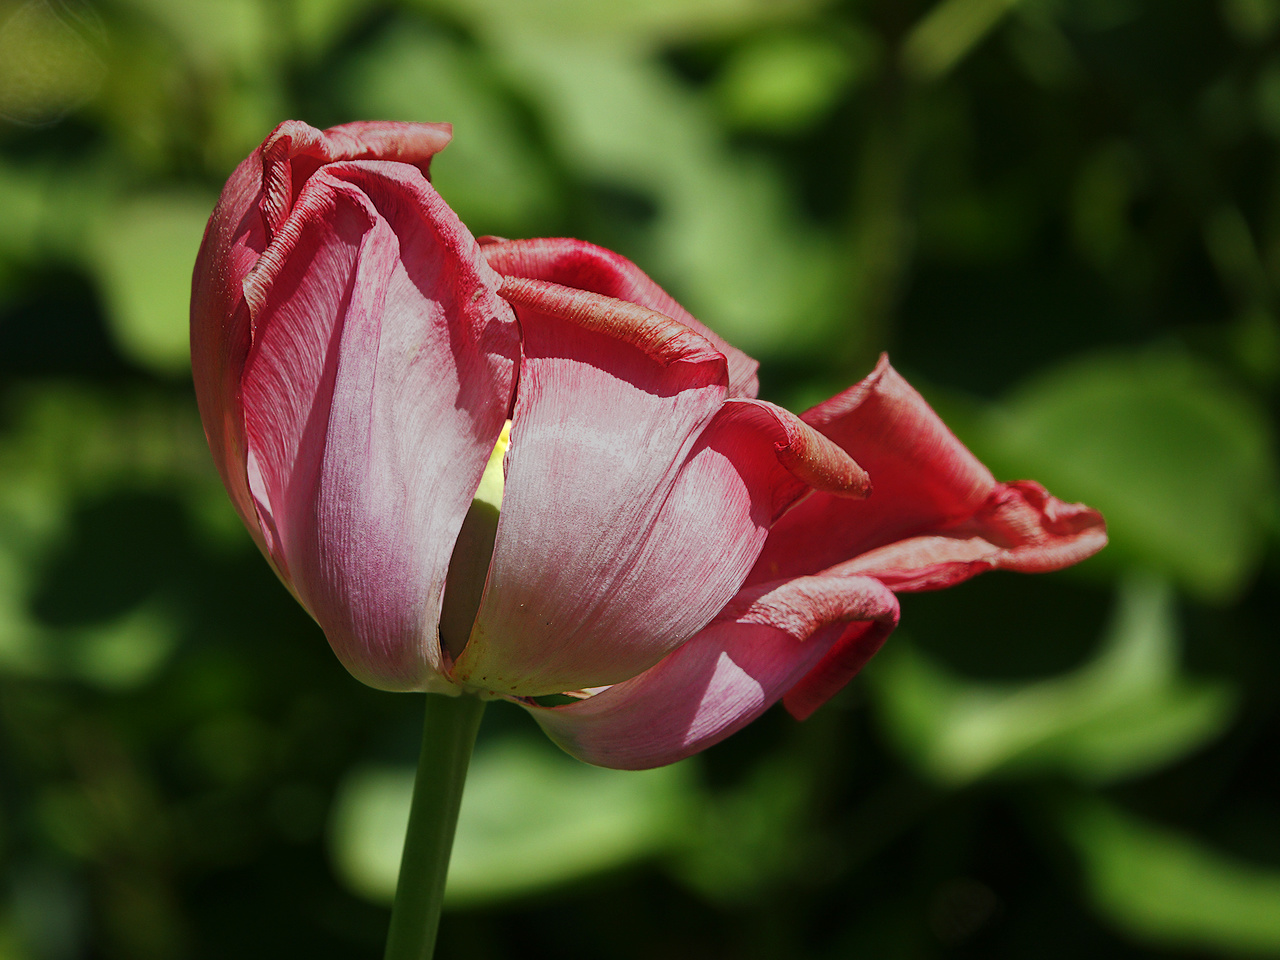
[824,479,1108,591]
[239,161,518,690]
[258,120,453,238]
[747,356,1106,718]
[750,355,1107,586]
[192,120,454,570]
[523,574,900,769]
[480,237,760,398]
[723,397,872,513]
[451,280,808,697]
[191,152,272,545]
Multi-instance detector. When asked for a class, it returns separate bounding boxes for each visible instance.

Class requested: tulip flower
[192,119,1105,769]
[192,119,1105,959]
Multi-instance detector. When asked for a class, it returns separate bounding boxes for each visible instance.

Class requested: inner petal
[439,421,511,660]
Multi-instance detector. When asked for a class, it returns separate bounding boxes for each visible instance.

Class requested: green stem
[383,692,486,960]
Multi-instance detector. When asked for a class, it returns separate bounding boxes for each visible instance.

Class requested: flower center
[439,421,511,660]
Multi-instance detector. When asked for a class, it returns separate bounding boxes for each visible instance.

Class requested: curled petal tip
[727,398,872,502]
[258,120,453,239]
[773,419,872,500]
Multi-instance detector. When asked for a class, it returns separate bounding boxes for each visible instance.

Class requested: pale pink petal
[480,236,760,398]
[524,574,900,769]
[451,280,826,697]
[191,120,454,571]
[239,161,518,691]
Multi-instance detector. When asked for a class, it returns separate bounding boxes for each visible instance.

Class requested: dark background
[1,0,1277,957]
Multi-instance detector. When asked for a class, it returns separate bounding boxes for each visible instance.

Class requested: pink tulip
[191,120,1106,769]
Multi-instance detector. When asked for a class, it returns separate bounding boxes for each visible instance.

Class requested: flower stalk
[383,692,486,960]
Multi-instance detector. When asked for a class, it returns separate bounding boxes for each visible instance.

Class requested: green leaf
[1063,799,1280,955]
[871,575,1236,784]
[0,159,112,263]
[902,0,1025,81]
[91,193,214,376]
[328,736,692,905]
[0,0,106,126]
[337,25,555,238]
[715,31,871,134]
[418,0,824,44]
[984,349,1277,602]
[289,0,379,60]
[475,35,840,356]
[0,383,225,684]
[668,751,818,902]
[110,0,269,70]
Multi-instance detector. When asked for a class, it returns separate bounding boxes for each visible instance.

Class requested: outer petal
[780,481,1106,719]
[824,480,1108,591]
[191,120,453,567]
[451,279,864,697]
[749,355,1106,586]
[239,160,518,691]
[191,148,274,543]
[257,120,454,237]
[749,355,1106,718]
[480,237,760,399]
[722,397,871,513]
[524,574,900,769]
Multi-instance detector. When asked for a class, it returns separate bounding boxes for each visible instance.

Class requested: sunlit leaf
[110,0,269,70]
[338,25,555,237]
[0,0,105,126]
[715,31,869,133]
[91,193,214,375]
[871,575,1236,784]
[0,383,225,685]
[984,349,1277,602]
[1064,799,1280,954]
[476,35,840,355]
[0,159,111,262]
[668,752,817,902]
[419,0,823,43]
[328,736,692,905]
[62,603,179,690]
[290,0,379,59]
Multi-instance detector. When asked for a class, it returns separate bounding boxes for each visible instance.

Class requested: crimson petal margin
[749,355,1106,587]
[824,480,1108,592]
[722,397,871,517]
[239,161,518,691]
[781,480,1106,718]
[481,236,760,399]
[524,574,900,770]
[750,357,1106,717]
[258,120,453,238]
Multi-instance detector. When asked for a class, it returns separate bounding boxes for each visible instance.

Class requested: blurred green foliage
[1,0,1278,957]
